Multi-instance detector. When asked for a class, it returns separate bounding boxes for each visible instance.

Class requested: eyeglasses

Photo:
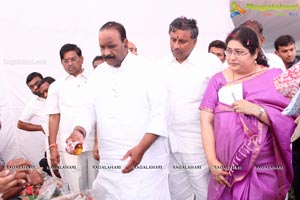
[225,48,249,57]
[62,56,79,64]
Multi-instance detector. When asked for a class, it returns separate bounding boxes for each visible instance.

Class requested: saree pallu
[200,68,296,200]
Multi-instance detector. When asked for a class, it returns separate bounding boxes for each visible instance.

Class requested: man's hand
[93,145,100,161]
[66,127,85,144]
[65,126,85,155]
[120,133,158,174]
[120,145,146,174]
[50,147,60,167]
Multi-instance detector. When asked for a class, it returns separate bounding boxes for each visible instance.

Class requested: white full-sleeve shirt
[46,70,95,151]
[163,50,222,154]
[77,53,168,164]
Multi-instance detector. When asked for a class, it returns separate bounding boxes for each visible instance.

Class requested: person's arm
[17,120,44,133]
[200,110,230,187]
[121,133,158,173]
[48,113,60,166]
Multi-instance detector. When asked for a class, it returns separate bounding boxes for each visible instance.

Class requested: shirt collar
[64,68,88,80]
[169,49,197,65]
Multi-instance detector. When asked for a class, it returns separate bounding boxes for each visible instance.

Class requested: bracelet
[74,127,86,137]
[258,107,265,119]
[49,143,58,149]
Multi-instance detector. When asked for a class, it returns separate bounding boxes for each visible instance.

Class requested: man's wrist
[49,143,58,150]
[74,127,86,138]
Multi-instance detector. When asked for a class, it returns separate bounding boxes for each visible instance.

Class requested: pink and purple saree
[200,68,296,200]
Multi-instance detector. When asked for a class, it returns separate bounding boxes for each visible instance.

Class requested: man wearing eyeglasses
[46,43,98,193]
[161,17,222,200]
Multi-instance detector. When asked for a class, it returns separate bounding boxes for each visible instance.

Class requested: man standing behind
[46,44,98,192]
[208,40,226,63]
[18,75,58,177]
[163,17,222,200]
[92,55,104,69]
[17,72,44,133]
[66,21,170,199]
[275,34,299,70]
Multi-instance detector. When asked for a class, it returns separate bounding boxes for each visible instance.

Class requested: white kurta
[18,97,47,168]
[19,97,48,136]
[162,50,222,200]
[46,71,95,151]
[46,70,98,192]
[164,51,222,154]
[77,53,170,200]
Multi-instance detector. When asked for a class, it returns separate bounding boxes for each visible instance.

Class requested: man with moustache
[66,21,170,199]
[162,16,222,200]
[46,44,98,192]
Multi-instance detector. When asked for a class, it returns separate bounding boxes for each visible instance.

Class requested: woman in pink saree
[200,27,296,200]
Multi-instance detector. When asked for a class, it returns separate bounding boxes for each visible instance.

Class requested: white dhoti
[93,158,170,200]
[169,152,209,200]
[79,151,99,190]
[59,151,98,193]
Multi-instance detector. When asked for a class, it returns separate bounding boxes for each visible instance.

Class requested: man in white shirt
[66,21,170,199]
[17,72,48,167]
[46,44,98,192]
[18,72,45,134]
[163,17,222,200]
[18,75,58,177]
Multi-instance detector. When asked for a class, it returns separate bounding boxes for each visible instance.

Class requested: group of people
[1,16,299,200]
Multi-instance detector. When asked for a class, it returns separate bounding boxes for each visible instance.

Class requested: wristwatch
[258,107,265,119]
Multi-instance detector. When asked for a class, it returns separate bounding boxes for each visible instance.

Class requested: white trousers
[169,152,209,200]
[93,159,170,200]
[60,151,99,193]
